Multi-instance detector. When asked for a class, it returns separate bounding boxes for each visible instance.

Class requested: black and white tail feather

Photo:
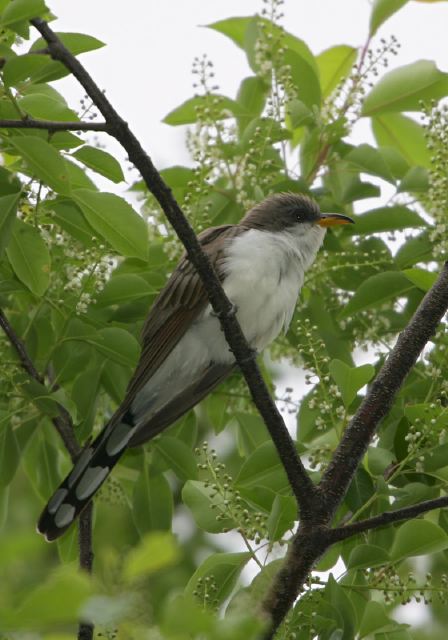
[37,410,137,541]
[37,362,234,541]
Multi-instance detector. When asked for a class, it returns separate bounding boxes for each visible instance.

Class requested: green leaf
[49,198,97,247]
[345,468,375,511]
[362,60,448,115]
[347,544,390,569]
[23,434,61,502]
[1,567,92,630]
[348,205,426,235]
[122,531,180,582]
[236,441,290,494]
[182,480,235,533]
[184,552,250,606]
[391,519,448,561]
[74,327,140,368]
[207,16,253,48]
[266,495,296,541]
[236,76,267,129]
[395,232,432,268]
[27,32,105,83]
[6,219,50,296]
[2,54,50,86]
[0,0,47,27]
[316,45,357,98]
[345,144,395,183]
[96,273,153,306]
[398,166,430,192]
[284,48,321,110]
[154,436,198,482]
[0,419,20,486]
[403,267,437,291]
[367,446,396,476]
[164,94,246,126]
[372,114,431,167]
[73,146,125,183]
[30,31,105,55]
[72,189,148,260]
[132,468,173,534]
[340,271,414,318]
[209,16,318,74]
[64,158,97,190]
[8,136,71,195]
[369,0,409,36]
[329,359,375,408]
[235,412,270,455]
[18,93,79,121]
[0,191,21,253]
[359,601,397,637]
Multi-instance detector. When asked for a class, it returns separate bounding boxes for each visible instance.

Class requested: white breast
[218,226,325,351]
[132,224,325,418]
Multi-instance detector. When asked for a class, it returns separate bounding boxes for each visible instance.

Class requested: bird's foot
[211,303,238,320]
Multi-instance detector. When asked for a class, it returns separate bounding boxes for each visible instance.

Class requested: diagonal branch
[0,308,79,458]
[261,263,448,639]
[318,262,448,520]
[28,17,317,516]
[329,495,448,542]
[0,118,109,132]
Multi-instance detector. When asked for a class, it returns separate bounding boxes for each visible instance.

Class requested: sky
[43,0,448,171]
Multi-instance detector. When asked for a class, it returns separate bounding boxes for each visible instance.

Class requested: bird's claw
[211,303,238,320]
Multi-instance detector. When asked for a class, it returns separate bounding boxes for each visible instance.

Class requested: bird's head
[241,192,354,235]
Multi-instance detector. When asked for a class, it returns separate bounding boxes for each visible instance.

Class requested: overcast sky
[44,0,448,170]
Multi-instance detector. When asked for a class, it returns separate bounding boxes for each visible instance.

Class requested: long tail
[38,362,234,541]
[37,410,136,541]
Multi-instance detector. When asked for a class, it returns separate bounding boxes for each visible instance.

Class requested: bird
[37,192,353,541]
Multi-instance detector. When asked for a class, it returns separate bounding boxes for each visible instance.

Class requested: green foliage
[1,0,448,638]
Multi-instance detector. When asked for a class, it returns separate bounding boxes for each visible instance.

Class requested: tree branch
[329,495,448,542]
[0,118,109,132]
[28,18,317,516]
[0,308,94,640]
[318,262,448,520]
[0,308,79,458]
[261,263,448,638]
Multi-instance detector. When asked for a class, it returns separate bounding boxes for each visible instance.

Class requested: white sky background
[41,0,447,628]
[45,0,448,171]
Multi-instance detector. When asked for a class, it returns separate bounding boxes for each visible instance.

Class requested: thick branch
[318,262,448,519]
[29,18,317,515]
[261,263,448,638]
[330,495,448,542]
[0,118,109,132]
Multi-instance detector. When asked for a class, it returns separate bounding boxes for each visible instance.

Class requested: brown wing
[122,224,244,404]
[129,361,236,446]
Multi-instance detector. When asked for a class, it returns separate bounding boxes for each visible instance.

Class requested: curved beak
[317,213,355,228]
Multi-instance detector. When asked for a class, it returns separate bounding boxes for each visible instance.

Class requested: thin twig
[0,308,93,640]
[0,308,79,457]
[29,17,317,517]
[0,118,109,131]
[329,495,448,542]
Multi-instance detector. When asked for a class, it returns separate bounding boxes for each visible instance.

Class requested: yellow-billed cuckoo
[37,192,353,541]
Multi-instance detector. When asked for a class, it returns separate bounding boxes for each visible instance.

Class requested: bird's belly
[192,260,302,362]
